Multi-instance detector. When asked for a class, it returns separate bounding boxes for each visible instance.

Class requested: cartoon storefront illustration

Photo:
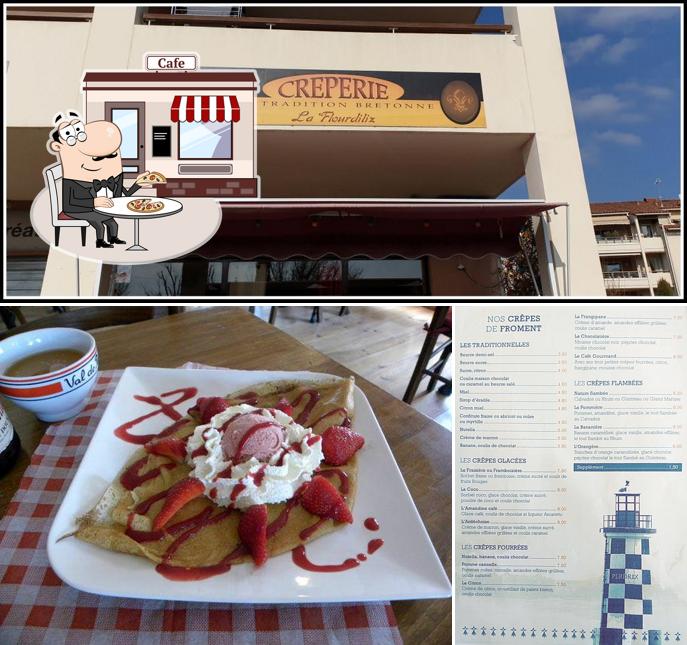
[29,53,259,276]
[82,58,258,198]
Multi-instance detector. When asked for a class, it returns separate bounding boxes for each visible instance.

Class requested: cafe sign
[145,53,198,71]
[255,69,485,128]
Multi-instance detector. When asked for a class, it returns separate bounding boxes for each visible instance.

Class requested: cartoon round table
[93,197,183,251]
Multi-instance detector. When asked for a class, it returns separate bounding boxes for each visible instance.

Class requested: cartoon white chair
[43,162,87,247]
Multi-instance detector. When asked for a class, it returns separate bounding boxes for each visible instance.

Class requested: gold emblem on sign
[440,81,480,125]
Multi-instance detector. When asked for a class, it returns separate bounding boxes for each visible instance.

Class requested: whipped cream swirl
[186,403,323,509]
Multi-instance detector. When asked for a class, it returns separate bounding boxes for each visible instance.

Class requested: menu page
[455,305,686,645]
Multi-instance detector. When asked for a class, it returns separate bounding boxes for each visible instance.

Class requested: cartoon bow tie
[93,176,116,192]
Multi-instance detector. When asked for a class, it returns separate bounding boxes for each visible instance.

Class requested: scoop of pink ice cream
[220,412,285,463]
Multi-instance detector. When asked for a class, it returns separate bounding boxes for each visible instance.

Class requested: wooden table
[0,308,452,644]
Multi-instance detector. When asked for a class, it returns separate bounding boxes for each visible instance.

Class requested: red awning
[194,200,564,260]
[171,95,240,123]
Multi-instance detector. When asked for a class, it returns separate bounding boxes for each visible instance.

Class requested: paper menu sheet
[455,306,686,645]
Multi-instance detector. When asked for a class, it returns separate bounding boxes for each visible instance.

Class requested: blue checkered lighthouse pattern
[600,535,652,630]
[597,488,660,645]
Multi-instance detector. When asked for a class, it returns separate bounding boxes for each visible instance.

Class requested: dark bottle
[0,403,21,477]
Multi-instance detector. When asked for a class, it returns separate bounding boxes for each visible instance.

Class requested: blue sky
[479,6,681,202]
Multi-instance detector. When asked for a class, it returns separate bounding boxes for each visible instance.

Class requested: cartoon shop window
[105,102,145,175]
[171,95,238,161]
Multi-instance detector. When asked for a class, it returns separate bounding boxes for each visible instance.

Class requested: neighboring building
[7,5,605,297]
[591,199,682,297]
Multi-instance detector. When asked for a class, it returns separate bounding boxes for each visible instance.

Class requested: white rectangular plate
[48,367,451,603]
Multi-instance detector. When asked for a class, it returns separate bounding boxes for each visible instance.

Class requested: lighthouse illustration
[596,482,661,645]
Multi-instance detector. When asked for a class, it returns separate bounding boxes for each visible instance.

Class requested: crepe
[74,376,357,577]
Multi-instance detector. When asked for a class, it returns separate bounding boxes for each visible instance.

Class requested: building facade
[592,199,682,297]
[6,5,605,297]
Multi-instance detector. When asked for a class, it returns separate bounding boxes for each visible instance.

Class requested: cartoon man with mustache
[47,111,156,248]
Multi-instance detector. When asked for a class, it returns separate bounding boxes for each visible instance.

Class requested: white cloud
[564,34,606,63]
[602,37,640,63]
[572,93,626,119]
[579,140,601,166]
[587,7,676,30]
[595,130,642,146]
[614,81,673,100]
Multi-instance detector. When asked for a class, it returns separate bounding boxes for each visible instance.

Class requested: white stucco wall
[8,5,606,296]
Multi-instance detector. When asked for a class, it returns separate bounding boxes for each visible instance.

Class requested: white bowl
[0,328,99,422]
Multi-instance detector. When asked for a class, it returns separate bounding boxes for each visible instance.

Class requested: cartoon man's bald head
[48,117,124,182]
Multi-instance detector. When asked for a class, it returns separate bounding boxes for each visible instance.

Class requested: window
[179,121,232,159]
[640,223,654,237]
[111,109,139,159]
[648,255,665,272]
[605,263,622,273]
[109,263,183,296]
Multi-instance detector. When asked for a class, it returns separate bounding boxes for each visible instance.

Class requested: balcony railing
[603,270,647,279]
[603,514,653,529]
[596,235,638,244]
[145,7,512,34]
[172,6,243,17]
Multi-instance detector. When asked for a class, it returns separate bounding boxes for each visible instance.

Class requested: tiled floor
[249,306,453,431]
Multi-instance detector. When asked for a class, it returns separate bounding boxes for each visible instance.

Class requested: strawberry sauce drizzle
[125,507,214,544]
[120,457,176,491]
[190,445,208,458]
[156,544,247,581]
[364,517,380,531]
[290,516,385,574]
[217,465,233,479]
[155,510,245,581]
[251,464,268,487]
[134,490,168,515]
[162,510,233,562]
[310,407,348,429]
[233,421,281,460]
[230,483,246,502]
[299,518,327,541]
[227,392,258,406]
[291,389,320,425]
[316,468,349,495]
[291,546,360,573]
[114,388,197,444]
[266,497,300,538]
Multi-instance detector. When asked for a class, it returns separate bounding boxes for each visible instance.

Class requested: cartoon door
[105,101,145,176]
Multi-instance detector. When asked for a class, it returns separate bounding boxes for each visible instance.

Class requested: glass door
[105,102,145,176]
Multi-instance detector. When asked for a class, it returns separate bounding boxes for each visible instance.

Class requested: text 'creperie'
[262,74,405,101]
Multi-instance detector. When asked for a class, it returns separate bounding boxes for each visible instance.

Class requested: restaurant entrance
[105,258,428,296]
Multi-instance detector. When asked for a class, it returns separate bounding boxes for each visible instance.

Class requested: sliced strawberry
[144,437,187,464]
[274,398,293,417]
[188,397,229,424]
[300,475,353,524]
[153,477,205,530]
[321,426,365,466]
[238,504,268,566]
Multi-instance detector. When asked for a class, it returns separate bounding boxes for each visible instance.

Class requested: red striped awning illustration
[170,95,240,123]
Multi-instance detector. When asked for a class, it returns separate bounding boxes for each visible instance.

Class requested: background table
[94,197,182,251]
[0,308,452,643]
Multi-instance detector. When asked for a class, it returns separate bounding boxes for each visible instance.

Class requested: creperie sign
[262,73,405,100]
[146,55,198,71]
